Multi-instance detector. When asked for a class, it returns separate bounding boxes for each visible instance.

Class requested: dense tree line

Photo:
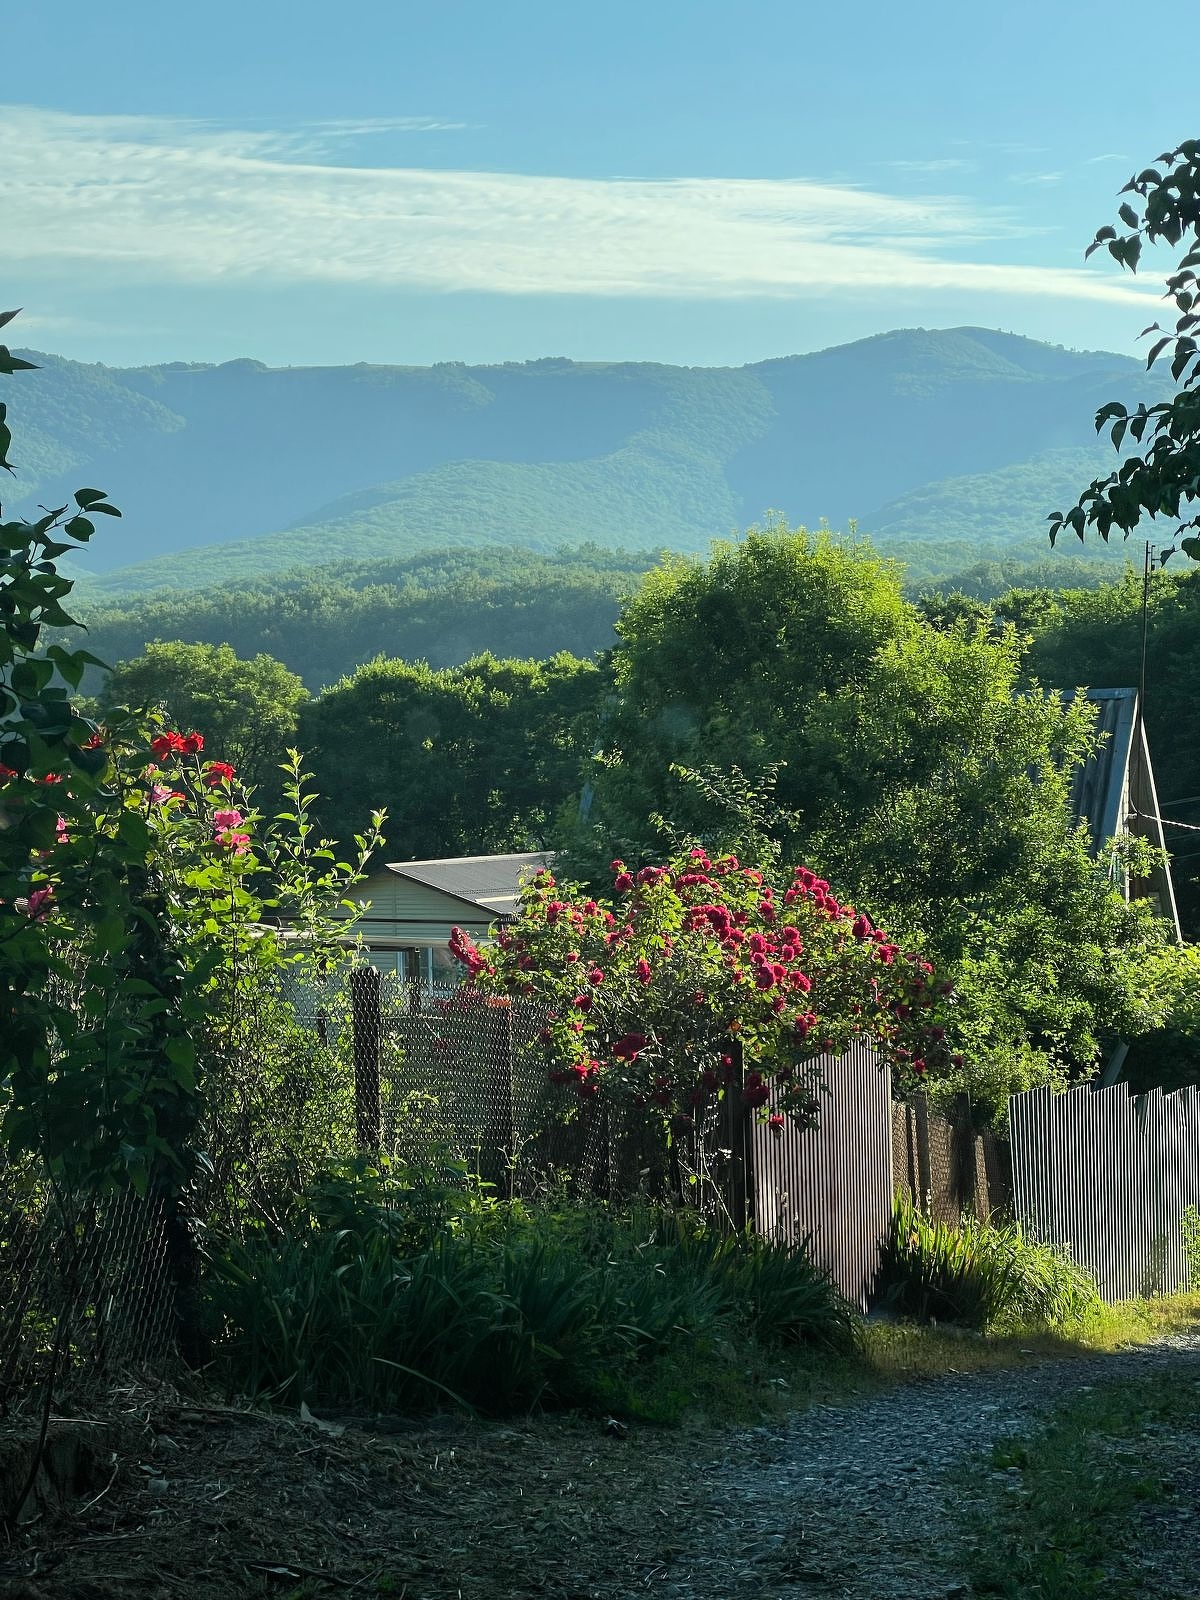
[74,545,655,690]
[299,652,605,861]
[100,528,1200,1110]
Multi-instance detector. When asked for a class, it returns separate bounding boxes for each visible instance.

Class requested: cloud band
[3,104,1151,307]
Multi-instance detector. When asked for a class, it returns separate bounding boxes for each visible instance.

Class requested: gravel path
[655,1332,1200,1599]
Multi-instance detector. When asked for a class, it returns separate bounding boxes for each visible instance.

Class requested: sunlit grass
[963,1363,1200,1597]
[862,1292,1200,1384]
[625,1294,1200,1429]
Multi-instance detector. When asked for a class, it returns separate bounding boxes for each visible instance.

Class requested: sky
[6,1,1187,369]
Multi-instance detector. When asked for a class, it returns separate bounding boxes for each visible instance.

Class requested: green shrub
[721,1234,860,1350]
[204,1180,860,1415]
[1183,1206,1200,1291]
[876,1195,1101,1331]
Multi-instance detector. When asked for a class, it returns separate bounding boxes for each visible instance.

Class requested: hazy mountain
[4,328,1162,596]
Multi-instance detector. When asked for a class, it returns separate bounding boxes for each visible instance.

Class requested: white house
[351,851,553,984]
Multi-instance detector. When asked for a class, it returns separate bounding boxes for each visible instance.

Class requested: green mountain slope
[8,327,1166,595]
[863,446,1134,571]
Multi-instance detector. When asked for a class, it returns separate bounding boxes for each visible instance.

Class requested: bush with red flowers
[0,318,382,1199]
[452,848,954,1129]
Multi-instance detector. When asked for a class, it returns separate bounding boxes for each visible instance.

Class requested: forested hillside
[72,541,1136,689]
[10,327,1163,596]
[73,545,654,688]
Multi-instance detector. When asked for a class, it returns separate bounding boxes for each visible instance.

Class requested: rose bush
[451,849,955,1130]
[2,713,380,1195]
[0,315,382,1203]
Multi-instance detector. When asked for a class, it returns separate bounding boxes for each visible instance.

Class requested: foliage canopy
[1051,140,1200,560]
[572,524,1180,1111]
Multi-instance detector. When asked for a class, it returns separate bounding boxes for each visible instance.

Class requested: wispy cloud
[886,157,977,175]
[1009,171,1065,187]
[3,105,1152,309]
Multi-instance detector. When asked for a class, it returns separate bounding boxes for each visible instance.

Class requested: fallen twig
[75,1459,121,1517]
[240,1556,361,1588]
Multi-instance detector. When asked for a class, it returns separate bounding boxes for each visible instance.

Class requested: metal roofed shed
[353,851,554,984]
[1066,687,1181,939]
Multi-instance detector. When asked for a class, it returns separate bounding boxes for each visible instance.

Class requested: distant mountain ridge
[4,328,1162,595]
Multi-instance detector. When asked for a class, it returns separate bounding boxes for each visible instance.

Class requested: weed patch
[964,1366,1200,1598]
[876,1195,1102,1331]
[203,1175,855,1418]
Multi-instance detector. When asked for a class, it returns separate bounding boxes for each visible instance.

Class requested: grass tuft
[875,1194,1102,1331]
[963,1368,1200,1598]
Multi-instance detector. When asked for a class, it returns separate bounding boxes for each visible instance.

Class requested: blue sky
[7,1,1185,367]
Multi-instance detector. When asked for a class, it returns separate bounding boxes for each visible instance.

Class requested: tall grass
[1182,1205,1200,1291]
[203,1165,856,1415]
[876,1195,1101,1331]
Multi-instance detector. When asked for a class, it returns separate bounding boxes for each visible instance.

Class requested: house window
[393,945,467,988]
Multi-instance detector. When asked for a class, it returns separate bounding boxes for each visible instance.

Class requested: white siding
[351,869,496,964]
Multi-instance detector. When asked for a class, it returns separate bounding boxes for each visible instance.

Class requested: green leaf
[0,346,38,374]
[1180,536,1200,560]
[1146,336,1171,369]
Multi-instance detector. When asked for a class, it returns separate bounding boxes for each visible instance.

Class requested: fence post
[912,1091,932,1211]
[350,965,383,1153]
[951,1092,978,1216]
[721,1040,753,1232]
[479,1002,516,1192]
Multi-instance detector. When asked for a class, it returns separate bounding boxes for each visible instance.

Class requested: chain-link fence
[2,963,743,1412]
[1,961,361,1413]
[0,1161,176,1412]
[347,971,735,1213]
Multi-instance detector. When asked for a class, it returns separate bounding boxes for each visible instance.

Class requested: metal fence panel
[1010,1080,1200,1301]
[750,1041,894,1310]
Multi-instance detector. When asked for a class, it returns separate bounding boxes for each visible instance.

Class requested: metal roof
[1063,686,1180,938]
[1066,687,1137,855]
[384,851,553,915]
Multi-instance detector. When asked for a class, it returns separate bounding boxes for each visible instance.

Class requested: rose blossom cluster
[3,729,254,934]
[449,851,957,1130]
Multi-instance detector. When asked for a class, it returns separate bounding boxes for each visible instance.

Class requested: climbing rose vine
[451,850,957,1129]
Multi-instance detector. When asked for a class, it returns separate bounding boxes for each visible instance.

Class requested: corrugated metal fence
[1010,1080,1200,1300]
[750,1042,894,1310]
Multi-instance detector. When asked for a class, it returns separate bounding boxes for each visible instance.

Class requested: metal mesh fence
[349,973,729,1211]
[0,960,361,1411]
[0,963,793,1410]
[0,1161,176,1411]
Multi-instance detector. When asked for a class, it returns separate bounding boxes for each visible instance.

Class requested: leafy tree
[301,650,604,858]
[572,524,1179,1113]
[101,641,308,805]
[575,523,916,867]
[1050,140,1200,559]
